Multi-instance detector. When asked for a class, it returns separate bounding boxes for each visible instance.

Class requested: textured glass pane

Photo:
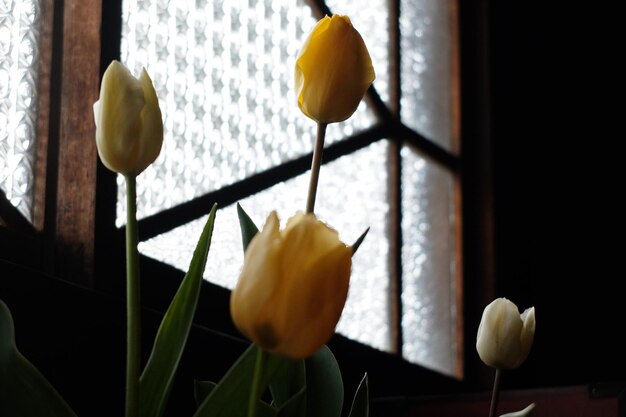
[401,146,457,376]
[325,0,389,103]
[400,0,454,150]
[139,140,391,351]
[0,0,44,221]
[119,0,375,226]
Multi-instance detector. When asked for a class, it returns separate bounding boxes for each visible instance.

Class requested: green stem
[125,174,141,417]
[488,368,502,417]
[247,347,268,417]
[306,122,327,214]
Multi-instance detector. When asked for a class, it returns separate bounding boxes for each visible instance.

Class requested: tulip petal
[281,213,342,273]
[94,60,163,175]
[95,60,145,174]
[273,244,351,358]
[476,298,535,369]
[296,15,375,123]
[133,68,164,174]
[517,307,536,367]
[230,212,283,348]
[230,211,352,359]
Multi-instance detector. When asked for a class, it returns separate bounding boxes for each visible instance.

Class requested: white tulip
[476,298,535,369]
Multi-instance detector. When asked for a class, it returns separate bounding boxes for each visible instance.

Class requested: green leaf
[275,387,307,417]
[194,380,217,406]
[305,345,344,417]
[195,380,278,417]
[193,344,284,417]
[237,202,259,252]
[500,403,536,417]
[351,227,369,255]
[0,299,77,417]
[347,373,369,417]
[139,204,218,417]
[269,358,306,417]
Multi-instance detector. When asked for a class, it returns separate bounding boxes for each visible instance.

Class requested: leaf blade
[269,358,306,417]
[193,344,284,417]
[237,202,259,252]
[500,403,536,417]
[0,300,77,417]
[139,204,218,417]
[351,227,369,255]
[305,345,344,417]
[347,373,369,417]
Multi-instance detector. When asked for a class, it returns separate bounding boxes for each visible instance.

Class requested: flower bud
[476,298,536,369]
[93,60,163,175]
[295,15,375,124]
[230,211,352,359]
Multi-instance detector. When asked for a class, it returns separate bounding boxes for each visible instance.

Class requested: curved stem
[125,174,141,417]
[247,347,268,417]
[488,368,502,417]
[306,122,327,214]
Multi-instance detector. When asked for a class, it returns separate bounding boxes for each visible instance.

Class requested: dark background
[487,1,623,389]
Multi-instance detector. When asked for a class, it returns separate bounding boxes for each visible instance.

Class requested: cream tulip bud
[295,15,376,124]
[476,298,536,369]
[230,211,352,359]
[93,60,163,175]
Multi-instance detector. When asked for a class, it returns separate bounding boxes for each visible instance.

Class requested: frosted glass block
[119,0,376,226]
[401,146,457,376]
[139,140,391,351]
[325,0,390,103]
[0,0,44,221]
[400,0,454,150]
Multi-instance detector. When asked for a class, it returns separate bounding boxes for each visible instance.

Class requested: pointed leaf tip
[139,204,217,417]
[347,373,369,417]
[351,227,369,255]
[499,403,536,417]
[237,203,260,252]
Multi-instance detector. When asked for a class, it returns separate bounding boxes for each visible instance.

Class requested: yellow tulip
[230,211,352,359]
[93,60,163,175]
[476,298,536,369]
[295,15,375,124]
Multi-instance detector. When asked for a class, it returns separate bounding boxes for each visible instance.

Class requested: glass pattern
[119,0,375,226]
[400,146,457,376]
[400,0,454,150]
[125,0,460,371]
[0,0,43,221]
[325,0,390,103]
[139,140,391,351]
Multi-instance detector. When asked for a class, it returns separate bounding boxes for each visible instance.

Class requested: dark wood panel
[53,0,102,286]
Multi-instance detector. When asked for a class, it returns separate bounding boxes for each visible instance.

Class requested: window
[120,0,462,377]
[1,0,463,378]
[0,0,44,223]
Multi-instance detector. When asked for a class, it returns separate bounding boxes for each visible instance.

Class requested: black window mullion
[397,123,461,172]
[130,124,388,242]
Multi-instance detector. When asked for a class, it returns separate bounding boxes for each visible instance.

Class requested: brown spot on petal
[254,322,279,350]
